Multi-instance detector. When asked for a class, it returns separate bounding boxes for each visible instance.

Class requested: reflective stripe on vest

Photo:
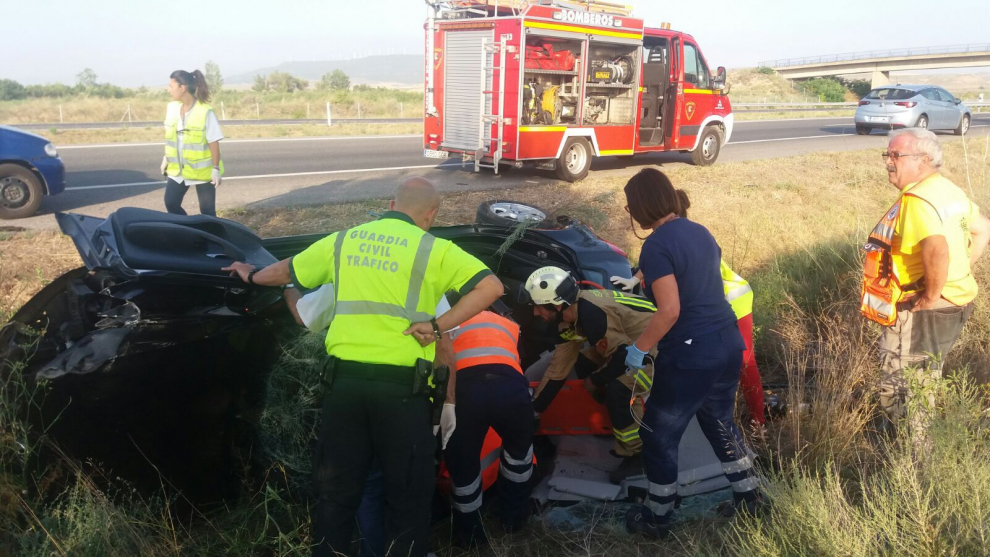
[163,101,224,182]
[451,311,522,373]
[721,260,753,320]
[612,291,657,312]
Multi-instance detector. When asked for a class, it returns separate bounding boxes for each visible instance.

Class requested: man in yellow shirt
[876,128,990,421]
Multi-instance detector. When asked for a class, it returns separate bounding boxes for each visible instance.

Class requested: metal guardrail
[14,117,422,131]
[733,101,990,112]
[759,43,990,69]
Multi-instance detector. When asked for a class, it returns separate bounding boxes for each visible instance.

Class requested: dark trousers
[311,368,435,557]
[164,178,217,216]
[356,464,385,557]
[641,324,758,521]
[444,365,534,535]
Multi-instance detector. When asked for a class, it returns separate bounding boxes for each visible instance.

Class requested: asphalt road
[13,114,990,230]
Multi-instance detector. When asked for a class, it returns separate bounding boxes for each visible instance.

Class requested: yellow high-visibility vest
[290,212,492,366]
[721,260,753,319]
[164,101,223,182]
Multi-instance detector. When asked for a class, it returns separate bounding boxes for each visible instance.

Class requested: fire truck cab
[423,0,732,182]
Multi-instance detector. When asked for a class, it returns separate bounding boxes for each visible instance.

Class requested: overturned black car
[0,204,633,502]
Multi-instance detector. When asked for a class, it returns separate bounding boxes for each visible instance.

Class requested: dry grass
[2,138,990,555]
[0,230,81,323]
[0,92,424,125]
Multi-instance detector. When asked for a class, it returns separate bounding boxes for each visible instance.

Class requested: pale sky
[3,0,988,87]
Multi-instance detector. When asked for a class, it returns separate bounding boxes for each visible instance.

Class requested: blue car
[0,125,65,219]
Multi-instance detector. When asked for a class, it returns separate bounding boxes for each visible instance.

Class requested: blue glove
[624,344,649,371]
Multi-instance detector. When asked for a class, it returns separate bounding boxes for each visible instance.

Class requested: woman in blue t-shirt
[620,168,762,538]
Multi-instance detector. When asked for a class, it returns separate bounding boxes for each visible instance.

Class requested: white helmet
[522,266,578,306]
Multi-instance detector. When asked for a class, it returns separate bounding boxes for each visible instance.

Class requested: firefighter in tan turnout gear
[522,266,656,484]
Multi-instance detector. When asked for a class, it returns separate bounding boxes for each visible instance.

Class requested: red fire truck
[423,0,733,182]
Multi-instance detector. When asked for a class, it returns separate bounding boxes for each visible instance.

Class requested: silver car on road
[855,84,972,135]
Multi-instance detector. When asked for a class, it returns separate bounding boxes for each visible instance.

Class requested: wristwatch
[247,268,259,285]
[430,318,442,340]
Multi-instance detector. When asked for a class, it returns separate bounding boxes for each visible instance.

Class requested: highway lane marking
[57,134,422,150]
[728,133,856,144]
[735,117,852,124]
[66,162,461,191]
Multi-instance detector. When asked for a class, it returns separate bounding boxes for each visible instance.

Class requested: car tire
[0,164,44,220]
[690,126,721,166]
[856,125,871,135]
[476,199,552,228]
[554,137,592,182]
[954,114,970,136]
[915,115,928,130]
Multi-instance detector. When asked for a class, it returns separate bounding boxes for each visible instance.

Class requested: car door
[919,88,943,129]
[936,87,963,130]
[638,39,669,147]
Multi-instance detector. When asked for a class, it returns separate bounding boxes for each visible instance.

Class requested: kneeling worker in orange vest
[444,309,534,548]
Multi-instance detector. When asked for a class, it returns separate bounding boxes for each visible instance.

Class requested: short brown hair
[623,168,689,227]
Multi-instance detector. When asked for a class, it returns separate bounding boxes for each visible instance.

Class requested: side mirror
[954,98,962,105]
[714,66,727,89]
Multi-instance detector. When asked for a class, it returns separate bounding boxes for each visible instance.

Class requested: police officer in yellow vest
[223,178,504,557]
[864,128,990,424]
[161,70,224,217]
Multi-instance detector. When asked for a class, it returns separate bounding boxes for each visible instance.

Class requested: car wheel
[954,114,970,136]
[0,164,44,220]
[554,138,592,182]
[476,199,552,228]
[915,115,928,130]
[856,125,871,135]
[690,126,721,166]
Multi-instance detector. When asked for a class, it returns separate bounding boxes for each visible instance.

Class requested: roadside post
[327,102,332,127]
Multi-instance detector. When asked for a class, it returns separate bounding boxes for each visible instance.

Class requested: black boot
[452,510,489,549]
[609,454,645,484]
[625,505,671,540]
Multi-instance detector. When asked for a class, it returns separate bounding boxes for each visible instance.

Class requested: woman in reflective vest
[444,310,534,548]
[161,69,225,217]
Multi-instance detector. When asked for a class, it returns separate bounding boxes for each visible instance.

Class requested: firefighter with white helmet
[521,266,657,484]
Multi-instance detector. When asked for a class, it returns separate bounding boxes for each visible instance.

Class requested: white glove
[211,167,222,187]
[436,403,456,449]
[160,156,168,176]
[610,275,640,292]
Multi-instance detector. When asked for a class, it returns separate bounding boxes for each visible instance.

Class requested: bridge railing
[759,43,990,69]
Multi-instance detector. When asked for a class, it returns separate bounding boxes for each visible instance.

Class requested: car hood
[0,124,51,147]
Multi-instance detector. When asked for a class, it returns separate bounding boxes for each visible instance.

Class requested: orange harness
[861,196,927,326]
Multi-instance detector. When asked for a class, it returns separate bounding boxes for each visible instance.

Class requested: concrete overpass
[760,44,990,88]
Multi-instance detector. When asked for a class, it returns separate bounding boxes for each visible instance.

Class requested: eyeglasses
[882,151,925,161]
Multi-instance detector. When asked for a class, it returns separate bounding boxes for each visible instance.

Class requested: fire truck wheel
[555,138,592,182]
[690,126,721,166]
[476,199,552,228]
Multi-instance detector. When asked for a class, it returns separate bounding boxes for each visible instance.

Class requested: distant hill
[227,55,424,87]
